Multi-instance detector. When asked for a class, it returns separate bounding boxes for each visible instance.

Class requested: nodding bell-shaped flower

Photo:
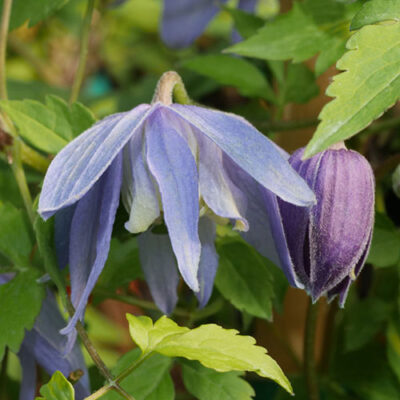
[161,0,258,48]
[0,275,90,400]
[239,143,374,306]
[38,71,315,335]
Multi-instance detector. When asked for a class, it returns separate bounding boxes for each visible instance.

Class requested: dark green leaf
[351,0,400,30]
[0,270,45,359]
[387,318,400,385]
[225,6,265,39]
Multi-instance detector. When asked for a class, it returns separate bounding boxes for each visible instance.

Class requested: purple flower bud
[278,145,375,305]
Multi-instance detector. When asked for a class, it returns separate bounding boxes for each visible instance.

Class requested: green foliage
[102,349,174,400]
[368,213,400,268]
[0,96,95,154]
[126,314,293,394]
[224,7,265,39]
[183,54,276,102]
[0,202,32,267]
[0,0,69,31]
[387,318,400,385]
[215,241,275,320]
[226,0,359,74]
[0,270,45,360]
[351,0,400,30]
[181,360,255,400]
[36,371,75,400]
[304,21,400,158]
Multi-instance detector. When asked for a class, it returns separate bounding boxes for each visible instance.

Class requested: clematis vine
[0,275,90,400]
[234,143,375,306]
[161,0,258,48]
[38,71,315,337]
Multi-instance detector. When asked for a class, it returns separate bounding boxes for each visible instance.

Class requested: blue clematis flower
[38,71,315,331]
[0,275,90,400]
[161,0,258,48]
[233,143,375,306]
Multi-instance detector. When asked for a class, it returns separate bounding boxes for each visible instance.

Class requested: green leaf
[0,270,45,360]
[387,319,400,385]
[0,96,95,154]
[224,6,265,39]
[215,242,274,320]
[344,298,391,352]
[0,202,32,267]
[304,22,400,158]
[101,348,174,400]
[367,213,400,268]
[181,360,255,400]
[126,315,293,394]
[351,0,400,30]
[183,55,276,102]
[36,371,75,400]
[225,0,358,73]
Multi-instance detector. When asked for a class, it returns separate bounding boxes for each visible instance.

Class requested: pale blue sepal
[146,109,201,292]
[18,349,36,400]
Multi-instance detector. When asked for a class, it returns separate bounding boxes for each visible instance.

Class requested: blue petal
[169,104,315,207]
[54,205,76,269]
[39,105,152,219]
[123,130,160,233]
[18,349,36,400]
[197,134,248,231]
[196,217,218,308]
[61,154,122,336]
[20,293,90,399]
[161,0,228,48]
[146,109,201,292]
[137,231,179,314]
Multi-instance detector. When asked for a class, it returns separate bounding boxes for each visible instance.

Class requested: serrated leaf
[304,22,400,158]
[101,348,174,400]
[127,315,293,394]
[0,0,69,31]
[351,0,400,31]
[0,202,32,267]
[36,371,75,400]
[225,0,358,73]
[215,242,274,320]
[367,213,400,268]
[0,96,95,154]
[0,270,45,359]
[181,360,255,400]
[183,55,276,102]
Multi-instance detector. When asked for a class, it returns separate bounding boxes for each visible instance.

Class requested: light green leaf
[367,213,400,268]
[0,0,69,31]
[0,96,95,154]
[36,371,75,400]
[215,242,274,320]
[101,349,174,400]
[304,22,400,158]
[0,202,32,267]
[181,360,255,400]
[224,6,265,39]
[351,0,400,30]
[127,315,293,394]
[225,0,358,73]
[183,54,276,102]
[0,270,45,360]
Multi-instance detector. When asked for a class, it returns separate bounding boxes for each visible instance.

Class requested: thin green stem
[0,0,12,100]
[304,298,320,400]
[320,300,338,373]
[69,0,96,104]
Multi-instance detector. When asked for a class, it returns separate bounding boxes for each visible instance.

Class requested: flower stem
[0,0,12,100]
[152,71,193,106]
[304,298,320,400]
[69,0,96,104]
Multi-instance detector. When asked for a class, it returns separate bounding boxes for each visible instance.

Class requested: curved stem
[69,0,96,104]
[304,298,320,400]
[152,71,193,105]
[0,0,12,100]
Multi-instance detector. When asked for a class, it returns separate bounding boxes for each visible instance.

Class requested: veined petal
[39,104,153,219]
[197,134,248,231]
[20,293,90,399]
[18,349,36,400]
[138,231,179,314]
[61,154,122,335]
[196,217,218,308]
[123,129,160,233]
[161,0,228,48]
[169,104,315,207]
[146,109,201,292]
